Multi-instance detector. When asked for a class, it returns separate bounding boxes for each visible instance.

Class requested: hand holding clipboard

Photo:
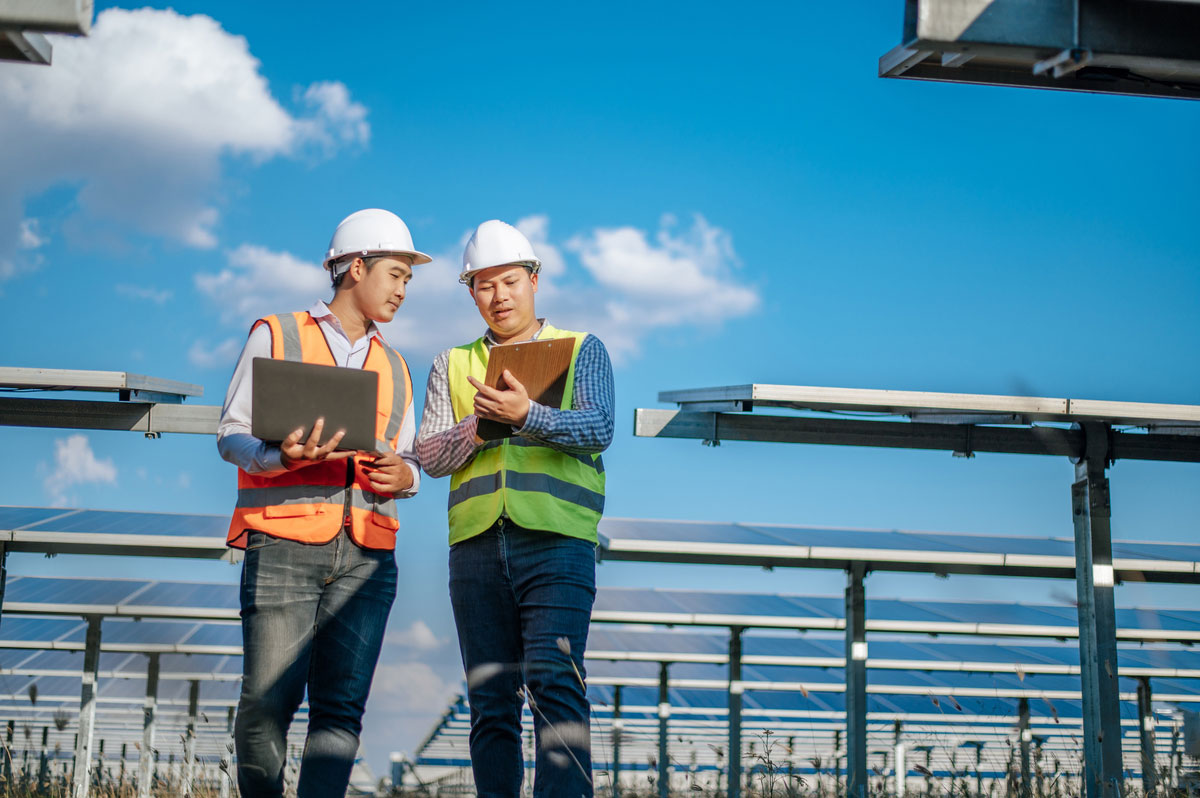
[468,338,576,441]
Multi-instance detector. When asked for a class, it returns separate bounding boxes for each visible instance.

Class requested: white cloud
[198,213,758,365]
[188,337,243,370]
[384,620,444,651]
[18,219,45,250]
[0,7,370,277]
[194,244,330,327]
[370,661,458,716]
[116,284,173,304]
[43,435,117,506]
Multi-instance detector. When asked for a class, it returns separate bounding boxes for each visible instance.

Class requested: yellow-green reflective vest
[446,324,605,545]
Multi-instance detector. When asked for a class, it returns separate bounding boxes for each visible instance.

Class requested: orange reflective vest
[226,311,413,551]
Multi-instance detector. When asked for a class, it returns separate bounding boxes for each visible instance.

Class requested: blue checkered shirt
[416,321,615,478]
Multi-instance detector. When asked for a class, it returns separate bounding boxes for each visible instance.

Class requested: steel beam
[633,410,1200,463]
[1072,423,1122,798]
[611,685,622,798]
[138,653,159,798]
[729,626,744,798]
[894,720,906,798]
[1019,697,1032,798]
[1137,678,1157,796]
[845,564,868,798]
[72,615,101,798]
[0,398,219,435]
[657,662,669,798]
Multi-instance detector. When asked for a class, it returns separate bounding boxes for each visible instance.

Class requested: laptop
[251,358,379,452]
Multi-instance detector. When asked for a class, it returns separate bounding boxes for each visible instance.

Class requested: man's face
[352,256,413,323]
[469,264,539,339]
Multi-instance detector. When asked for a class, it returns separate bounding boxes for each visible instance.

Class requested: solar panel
[600,518,1200,582]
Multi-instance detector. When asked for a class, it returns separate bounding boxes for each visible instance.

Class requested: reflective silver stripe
[481,437,604,474]
[506,472,605,514]
[277,313,303,362]
[236,485,341,508]
[352,488,397,520]
[375,439,391,453]
[448,473,502,509]
[377,344,408,445]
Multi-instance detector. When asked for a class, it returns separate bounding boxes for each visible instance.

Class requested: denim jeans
[235,529,396,798]
[449,519,597,798]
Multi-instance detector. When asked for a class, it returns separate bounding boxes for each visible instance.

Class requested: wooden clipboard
[476,337,576,441]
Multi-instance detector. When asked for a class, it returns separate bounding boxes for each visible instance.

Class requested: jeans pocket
[245,531,280,551]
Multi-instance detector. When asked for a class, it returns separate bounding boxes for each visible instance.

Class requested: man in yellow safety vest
[417,219,615,797]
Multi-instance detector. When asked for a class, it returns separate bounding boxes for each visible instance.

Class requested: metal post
[1019,697,1032,798]
[1137,678,1157,796]
[657,662,669,798]
[895,719,906,798]
[138,653,159,798]
[729,626,744,798]
[1071,423,1122,798]
[611,685,622,798]
[845,564,868,798]
[3,719,12,790]
[219,706,233,798]
[72,615,102,798]
[1171,722,1180,789]
[833,729,843,795]
[183,679,198,797]
[974,743,984,797]
[38,726,48,789]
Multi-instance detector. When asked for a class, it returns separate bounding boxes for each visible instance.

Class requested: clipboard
[476,337,576,441]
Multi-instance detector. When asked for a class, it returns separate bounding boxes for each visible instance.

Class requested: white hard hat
[323,208,432,275]
[459,220,541,285]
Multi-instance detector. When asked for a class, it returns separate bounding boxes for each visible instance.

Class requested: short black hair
[331,255,386,290]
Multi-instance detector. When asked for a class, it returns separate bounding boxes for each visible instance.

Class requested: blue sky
[1,0,1198,775]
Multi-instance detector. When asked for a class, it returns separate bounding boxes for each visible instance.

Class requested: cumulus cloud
[370,661,459,716]
[116,284,172,304]
[43,435,117,506]
[385,620,444,651]
[0,7,371,277]
[196,213,758,365]
[190,244,330,368]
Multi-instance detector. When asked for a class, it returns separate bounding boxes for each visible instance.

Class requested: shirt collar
[307,300,386,346]
[483,318,546,348]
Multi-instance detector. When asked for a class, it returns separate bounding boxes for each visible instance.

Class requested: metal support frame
[729,626,744,798]
[1019,697,1032,798]
[845,564,867,798]
[219,706,234,798]
[894,720,906,798]
[183,679,199,797]
[657,662,669,798]
[611,685,622,798]
[138,653,159,798]
[1072,423,1122,798]
[72,615,102,798]
[3,719,12,788]
[1137,677,1157,796]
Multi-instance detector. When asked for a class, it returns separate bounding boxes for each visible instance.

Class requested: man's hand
[280,417,354,470]
[360,453,414,494]
[468,370,531,427]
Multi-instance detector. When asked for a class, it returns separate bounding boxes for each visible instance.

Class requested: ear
[530,272,539,294]
[347,256,367,283]
[466,283,476,303]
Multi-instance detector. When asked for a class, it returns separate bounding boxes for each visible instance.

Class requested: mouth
[492,308,513,320]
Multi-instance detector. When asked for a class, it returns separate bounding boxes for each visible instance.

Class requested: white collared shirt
[216,300,420,497]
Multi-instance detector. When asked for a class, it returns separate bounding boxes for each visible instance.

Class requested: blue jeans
[234,529,396,798]
[449,520,597,798]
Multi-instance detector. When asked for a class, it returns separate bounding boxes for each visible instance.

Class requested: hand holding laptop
[279,417,355,470]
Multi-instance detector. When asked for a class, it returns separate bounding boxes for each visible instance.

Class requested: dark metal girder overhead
[634,410,1200,463]
[880,0,1200,101]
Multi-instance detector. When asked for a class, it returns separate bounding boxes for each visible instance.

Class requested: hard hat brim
[458,260,541,285]
[323,248,433,271]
